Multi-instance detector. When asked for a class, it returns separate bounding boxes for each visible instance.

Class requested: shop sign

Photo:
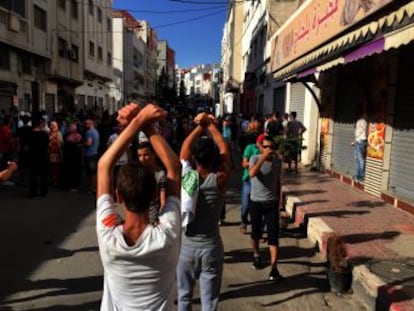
[320,117,329,148]
[270,0,393,72]
[367,122,385,159]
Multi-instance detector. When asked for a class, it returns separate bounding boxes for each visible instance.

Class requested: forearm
[0,168,13,182]
[207,123,229,158]
[145,127,180,181]
[249,157,266,178]
[99,117,144,171]
[180,125,204,160]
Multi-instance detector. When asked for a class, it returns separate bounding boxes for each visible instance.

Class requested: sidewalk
[282,168,414,311]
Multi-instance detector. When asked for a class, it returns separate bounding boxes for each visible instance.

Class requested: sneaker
[268,268,283,281]
[252,256,262,270]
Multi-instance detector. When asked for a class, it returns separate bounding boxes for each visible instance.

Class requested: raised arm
[0,161,18,183]
[144,126,181,198]
[206,116,231,192]
[180,124,204,161]
[97,104,166,198]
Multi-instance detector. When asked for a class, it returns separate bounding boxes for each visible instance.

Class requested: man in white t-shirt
[96,103,181,311]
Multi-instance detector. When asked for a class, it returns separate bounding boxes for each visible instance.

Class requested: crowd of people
[0,104,307,311]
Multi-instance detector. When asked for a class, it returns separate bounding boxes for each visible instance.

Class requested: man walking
[96,103,181,311]
[177,113,231,311]
[351,113,367,182]
[249,136,283,281]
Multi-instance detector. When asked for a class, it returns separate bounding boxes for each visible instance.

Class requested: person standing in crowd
[240,132,261,234]
[107,124,129,190]
[83,118,100,194]
[137,141,166,224]
[28,116,49,197]
[0,161,18,183]
[17,113,32,186]
[0,116,14,171]
[48,121,63,187]
[351,113,368,182]
[96,103,181,311]
[62,124,82,191]
[249,136,283,281]
[266,112,284,139]
[286,111,306,173]
[177,113,230,311]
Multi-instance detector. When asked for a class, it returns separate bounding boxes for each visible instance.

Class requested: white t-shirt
[96,194,181,311]
[355,118,367,141]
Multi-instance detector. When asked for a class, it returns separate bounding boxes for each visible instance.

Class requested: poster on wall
[367,122,385,159]
[320,118,329,148]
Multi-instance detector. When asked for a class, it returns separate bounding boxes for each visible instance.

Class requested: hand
[350,141,355,147]
[261,147,274,159]
[207,114,217,124]
[193,113,207,125]
[117,103,141,126]
[138,104,167,126]
[7,161,18,172]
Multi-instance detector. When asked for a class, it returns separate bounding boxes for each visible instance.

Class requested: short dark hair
[116,162,156,213]
[191,137,215,169]
[262,136,277,149]
[291,111,297,118]
[137,141,153,152]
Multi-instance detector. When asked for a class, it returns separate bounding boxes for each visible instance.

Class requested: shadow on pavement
[0,300,101,311]
[342,231,400,244]
[1,275,103,304]
[221,271,328,302]
[346,200,387,208]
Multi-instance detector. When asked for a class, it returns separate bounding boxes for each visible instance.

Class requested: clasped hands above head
[116,103,168,129]
[193,112,216,127]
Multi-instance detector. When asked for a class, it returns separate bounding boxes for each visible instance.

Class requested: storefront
[270,0,414,209]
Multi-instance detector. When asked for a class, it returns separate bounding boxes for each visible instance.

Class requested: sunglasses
[262,145,274,149]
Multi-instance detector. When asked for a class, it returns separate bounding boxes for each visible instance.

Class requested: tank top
[183,173,224,248]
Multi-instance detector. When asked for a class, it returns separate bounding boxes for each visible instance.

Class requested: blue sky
[113,0,227,68]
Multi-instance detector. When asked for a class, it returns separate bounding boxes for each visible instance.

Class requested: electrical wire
[153,8,226,29]
[73,0,226,13]
[51,7,226,32]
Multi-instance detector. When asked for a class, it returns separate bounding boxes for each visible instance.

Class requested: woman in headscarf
[62,123,82,191]
[49,121,63,186]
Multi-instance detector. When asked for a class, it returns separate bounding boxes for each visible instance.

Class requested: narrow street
[0,157,367,311]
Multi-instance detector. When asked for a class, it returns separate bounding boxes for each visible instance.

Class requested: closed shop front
[273,86,286,114]
[331,65,362,177]
[388,45,414,201]
[289,83,306,123]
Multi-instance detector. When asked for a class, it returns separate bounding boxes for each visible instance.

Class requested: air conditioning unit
[8,13,20,32]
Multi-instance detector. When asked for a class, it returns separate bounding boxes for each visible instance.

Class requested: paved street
[0,168,367,311]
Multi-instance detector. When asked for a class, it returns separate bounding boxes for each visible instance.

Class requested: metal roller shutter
[331,71,360,177]
[389,45,414,200]
[289,83,306,123]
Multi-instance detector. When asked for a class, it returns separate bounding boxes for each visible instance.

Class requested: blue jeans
[354,140,367,181]
[241,180,251,225]
[177,242,224,311]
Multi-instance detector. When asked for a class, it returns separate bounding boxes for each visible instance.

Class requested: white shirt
[96,194,181,311]
[355,118,367,141]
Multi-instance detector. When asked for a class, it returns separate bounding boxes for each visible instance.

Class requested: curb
[282,189,392,311]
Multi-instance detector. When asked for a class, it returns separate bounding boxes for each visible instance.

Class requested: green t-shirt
[242,144,260,181]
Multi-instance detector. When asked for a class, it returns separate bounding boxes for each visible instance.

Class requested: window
[97,7,102,23]
[0,47,10,70]
[34,6,47,31]
[71,0,78,19]
[20,53,31,74]
[58,37,67,58]
[89,41,95,57]
[107,17,111,32]
[98,46,103,61]
[0,0,26,18]
[88,0,94,15]
[71,44,79,63]
[107,52,112,66]
[58,0,66,10]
